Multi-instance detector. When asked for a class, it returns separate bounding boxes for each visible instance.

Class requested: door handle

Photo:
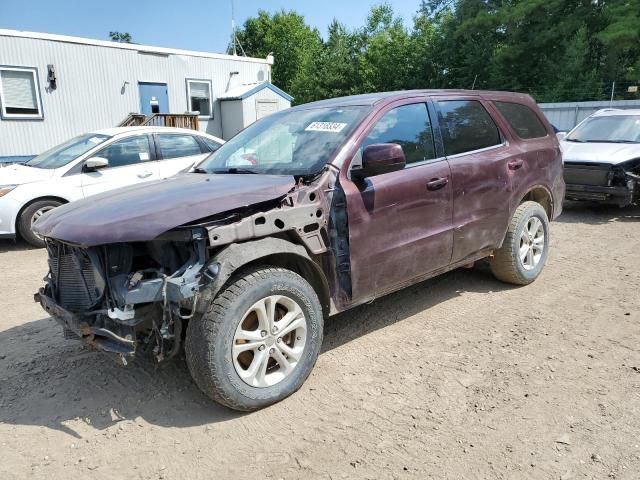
[137,171,153,178]
[508,159,524,170]
[427,177,449,191]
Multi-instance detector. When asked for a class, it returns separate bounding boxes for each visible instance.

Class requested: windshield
[566,115,640,143]
[197,106,370,176]
[25,134,110,169]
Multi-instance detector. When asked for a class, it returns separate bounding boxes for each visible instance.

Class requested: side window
[94,136,151,168]
[362,103,436,164]
[157,134,203,159]
[437,100,502,156]
[201,137,222,152]
[493,101,548,139]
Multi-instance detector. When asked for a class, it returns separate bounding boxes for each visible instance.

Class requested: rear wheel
[490,201,550,285]
[185,267,323,411]
[18,200,62,248]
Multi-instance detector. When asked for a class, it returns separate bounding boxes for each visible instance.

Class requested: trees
[234,1,640,104]
[232,10,322,95]
[108,32,133,43]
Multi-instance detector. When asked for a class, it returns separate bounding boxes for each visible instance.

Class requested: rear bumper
[565,183,634,206]
[35,289,136,355]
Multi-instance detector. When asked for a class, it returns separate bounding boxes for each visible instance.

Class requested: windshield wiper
[564,138,584,143]
[583,140,639,144]
[212,168,257,174]
[192,167,209,173]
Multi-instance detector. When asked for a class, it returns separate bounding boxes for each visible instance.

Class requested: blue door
[139,82,169,115]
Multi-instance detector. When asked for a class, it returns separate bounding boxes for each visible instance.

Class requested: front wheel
[18,200,62,248]
[185,267,324,411]
[490,201,550,285]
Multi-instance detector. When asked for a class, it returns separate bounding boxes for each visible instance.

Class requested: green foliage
[108,31,132,43]
[232,10,322,94]
[235,1,640,104]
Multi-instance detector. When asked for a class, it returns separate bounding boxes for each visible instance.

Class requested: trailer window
[186,79,213,118]
[0,67,43,120]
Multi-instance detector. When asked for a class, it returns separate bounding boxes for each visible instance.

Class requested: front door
[139,82,169,115]
[343,101,454,303]
[81,134,160,198]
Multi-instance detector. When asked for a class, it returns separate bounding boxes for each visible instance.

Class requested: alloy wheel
[232,295,307,388]
[519,216,545,271]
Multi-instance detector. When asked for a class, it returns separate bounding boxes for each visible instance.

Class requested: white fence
[539,100,640,131]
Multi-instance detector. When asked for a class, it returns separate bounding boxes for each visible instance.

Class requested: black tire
[18,199,62,248]
[490,201,550,285]
[185,266,324,411]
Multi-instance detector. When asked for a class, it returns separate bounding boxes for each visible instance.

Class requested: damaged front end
[564,158,640,206]
[35,169,350,363]
[35,228,207,363]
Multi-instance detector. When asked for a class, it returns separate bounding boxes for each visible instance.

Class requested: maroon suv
[34,90,565,411]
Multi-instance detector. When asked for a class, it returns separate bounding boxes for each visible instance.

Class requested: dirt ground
[0,202,639,480]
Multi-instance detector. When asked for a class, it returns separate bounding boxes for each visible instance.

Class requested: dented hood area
[33,173,296,246]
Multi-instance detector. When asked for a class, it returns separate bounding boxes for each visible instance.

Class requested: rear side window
[157,134,203,159]
[436,100,502,156]
[493,101,547,139]
[363,103,436,164]
[201,137,222,152]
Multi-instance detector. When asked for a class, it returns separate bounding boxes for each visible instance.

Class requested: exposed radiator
[48,244,105,313]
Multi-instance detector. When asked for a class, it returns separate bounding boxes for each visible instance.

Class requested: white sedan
[0,126,223,246]
[561,108,640,207]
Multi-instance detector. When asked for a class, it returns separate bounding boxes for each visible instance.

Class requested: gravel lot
[1,203,639,480]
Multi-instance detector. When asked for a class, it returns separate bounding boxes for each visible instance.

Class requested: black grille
[564,162,611,187]
[48,243,105,313]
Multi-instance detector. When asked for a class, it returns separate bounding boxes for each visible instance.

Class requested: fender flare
[198,237,331,317]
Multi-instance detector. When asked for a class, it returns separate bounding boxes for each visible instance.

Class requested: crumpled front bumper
[565,183,634,206]
[35,289,137,356]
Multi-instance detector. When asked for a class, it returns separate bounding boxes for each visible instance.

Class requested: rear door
[434,97,521,263]
[80,134,160,197]
[490,99,557,212]
[154,133,211,178]
[343,100,454,302]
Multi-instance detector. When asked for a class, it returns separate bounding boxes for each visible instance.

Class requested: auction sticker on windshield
[305,122,347,133]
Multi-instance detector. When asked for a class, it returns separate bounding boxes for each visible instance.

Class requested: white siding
[241,88,291,125]
[220,100,245,139]
[0,33,271,156]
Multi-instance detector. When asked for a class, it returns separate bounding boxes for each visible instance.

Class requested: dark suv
[34,90,564,411]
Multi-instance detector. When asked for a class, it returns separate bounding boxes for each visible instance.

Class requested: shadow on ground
[558,201,640,225]
[0,239,38,254]
[1,203,623,435]
[0,265,510,437]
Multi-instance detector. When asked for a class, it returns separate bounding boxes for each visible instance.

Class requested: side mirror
[84,157,109,171]
[352,143,406,180]
[556,132,567,141]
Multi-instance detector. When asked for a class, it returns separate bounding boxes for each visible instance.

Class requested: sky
[1,0,422,54]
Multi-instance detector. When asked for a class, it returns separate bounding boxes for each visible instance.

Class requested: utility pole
[231,0,236,56]
[610,81,615,105]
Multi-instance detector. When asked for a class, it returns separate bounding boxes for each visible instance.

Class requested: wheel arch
[15,195,69,231]
[519,185,553,219]
[201,237,332,319]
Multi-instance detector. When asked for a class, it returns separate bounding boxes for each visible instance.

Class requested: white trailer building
[0,29,292,161]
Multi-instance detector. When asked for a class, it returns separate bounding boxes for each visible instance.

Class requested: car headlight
[0,185,17,198]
